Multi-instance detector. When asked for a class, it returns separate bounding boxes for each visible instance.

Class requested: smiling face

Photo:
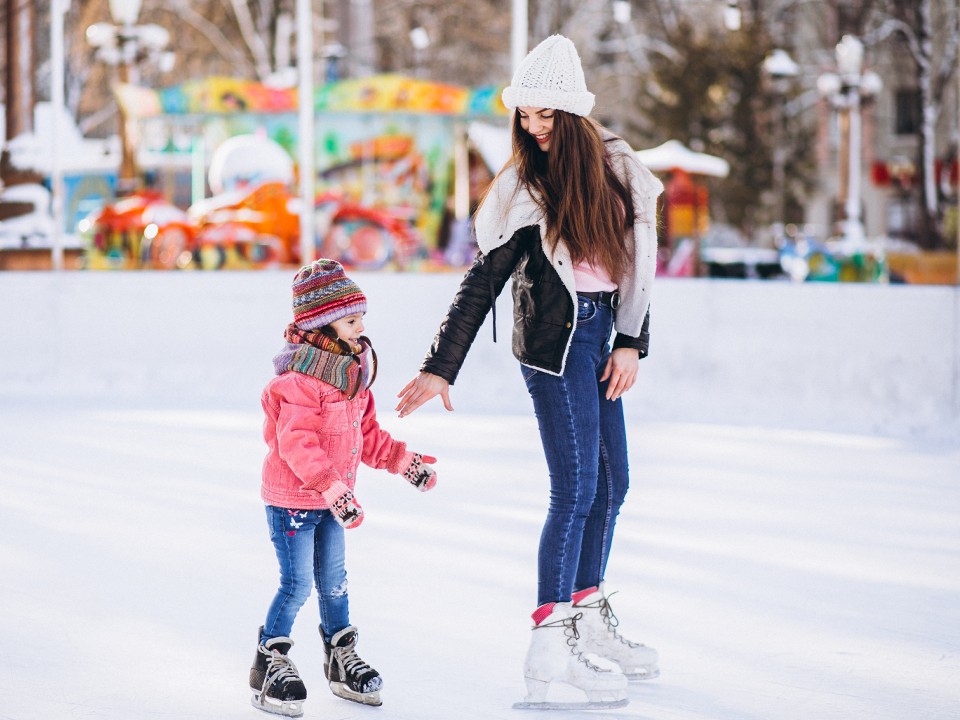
[517,106,556,152]
[328,312,365,346]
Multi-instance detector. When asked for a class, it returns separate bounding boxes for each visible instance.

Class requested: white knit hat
[502,35,595,117]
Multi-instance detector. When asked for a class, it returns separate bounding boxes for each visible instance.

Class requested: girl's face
[329,313,365,345]
[517,106,555,152]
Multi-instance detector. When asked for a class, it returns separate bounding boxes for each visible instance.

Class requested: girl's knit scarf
[273,325,377,399]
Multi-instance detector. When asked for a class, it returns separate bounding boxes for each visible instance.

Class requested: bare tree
[371,0,511,85]
[867,0,959,247]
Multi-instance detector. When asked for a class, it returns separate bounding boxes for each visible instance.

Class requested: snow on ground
[0,271,958,719]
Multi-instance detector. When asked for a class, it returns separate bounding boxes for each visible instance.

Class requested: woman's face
[517,106,555,152]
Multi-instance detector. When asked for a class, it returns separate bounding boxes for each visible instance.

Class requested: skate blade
[512,697,629,711]
[330,682,383,707]
[251,692,304,718]
[626,666,660,682]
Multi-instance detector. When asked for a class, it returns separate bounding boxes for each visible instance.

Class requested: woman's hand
[600,348,639,401]
[396,372,453,418]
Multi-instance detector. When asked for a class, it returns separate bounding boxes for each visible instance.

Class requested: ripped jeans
[261,505,349,645]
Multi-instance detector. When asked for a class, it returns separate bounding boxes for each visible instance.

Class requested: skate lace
[594,593,640,649]
[340,646,374,677]
[263,649,302,692]
[538,612,607,672]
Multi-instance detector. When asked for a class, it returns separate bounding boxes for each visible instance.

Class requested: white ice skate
[573,584,660,681]
[512,603,629,711]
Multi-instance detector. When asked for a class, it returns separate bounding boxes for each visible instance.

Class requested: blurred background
[0,0,958,283]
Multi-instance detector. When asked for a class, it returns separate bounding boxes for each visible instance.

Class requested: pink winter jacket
[260,371,409,509]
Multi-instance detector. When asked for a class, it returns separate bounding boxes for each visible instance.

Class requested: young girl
[396,35,662,709]
[250,259,438,718]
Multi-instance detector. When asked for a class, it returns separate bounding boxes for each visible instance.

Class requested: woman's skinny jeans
[522,296,631,606]
[261,505,349,645]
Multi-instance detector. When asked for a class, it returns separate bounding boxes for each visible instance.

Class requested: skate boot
[249,627,307,718]
[512,602,629,710]
[321,624,383,706]
[573,584,660,681]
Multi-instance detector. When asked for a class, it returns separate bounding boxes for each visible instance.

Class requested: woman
[395,35,662,709]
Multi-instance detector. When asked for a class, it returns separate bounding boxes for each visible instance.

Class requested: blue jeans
[522,296,631,606]
[261,505,349,645]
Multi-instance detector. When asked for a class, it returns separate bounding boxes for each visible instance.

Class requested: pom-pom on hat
[291,259,367,330]
[502,35,595,117]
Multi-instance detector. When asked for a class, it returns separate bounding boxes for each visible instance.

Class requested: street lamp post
[723,0,742,32]
[817,35,882,243]
[86,0,172,196]
[409,26,431,78]
[512,0,528,72]
[296,0,315,265]
[762,48,799,235]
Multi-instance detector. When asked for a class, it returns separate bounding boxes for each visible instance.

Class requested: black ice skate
[249,627,307,718]
[321,624,383,706]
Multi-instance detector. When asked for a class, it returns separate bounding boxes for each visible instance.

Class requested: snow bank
[0,271,957,438]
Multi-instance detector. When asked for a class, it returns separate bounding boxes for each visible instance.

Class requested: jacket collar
[473,130,663,256]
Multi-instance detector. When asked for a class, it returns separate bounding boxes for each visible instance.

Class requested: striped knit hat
[291,259,367,330]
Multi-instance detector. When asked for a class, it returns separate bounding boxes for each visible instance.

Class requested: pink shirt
[572,260,618,292]
[260,372,408,509]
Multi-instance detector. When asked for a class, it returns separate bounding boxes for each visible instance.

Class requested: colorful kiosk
[84,74,508,270]
[636,140,731,277]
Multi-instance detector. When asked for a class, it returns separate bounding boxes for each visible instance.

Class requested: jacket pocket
[317,400,348,451]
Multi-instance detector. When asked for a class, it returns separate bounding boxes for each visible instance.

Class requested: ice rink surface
[1,268,957,719]
[1,402,957,720]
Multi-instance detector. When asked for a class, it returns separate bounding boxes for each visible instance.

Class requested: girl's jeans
[522,296,631,606]
[261,505,349,645]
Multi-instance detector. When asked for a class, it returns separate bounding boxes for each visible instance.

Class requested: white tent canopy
[636,140,730,178]
[467,121,512,174]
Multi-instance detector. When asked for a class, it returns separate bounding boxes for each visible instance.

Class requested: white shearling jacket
[421,133,663,382]
[474,133,663,339]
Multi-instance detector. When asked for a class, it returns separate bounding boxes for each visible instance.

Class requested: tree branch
[864,17,922,64]
[933,5,959,101]
[156,0,256,77]
[225,0,274,79]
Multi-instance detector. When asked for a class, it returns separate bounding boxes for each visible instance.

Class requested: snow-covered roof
[636,140,730,178]
[467,121,511,174]
[0,102,120,174]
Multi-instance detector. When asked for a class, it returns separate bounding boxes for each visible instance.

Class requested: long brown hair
[507,110,635,281]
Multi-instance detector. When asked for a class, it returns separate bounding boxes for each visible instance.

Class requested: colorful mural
[116,75,507,119]
[108,75,507,270]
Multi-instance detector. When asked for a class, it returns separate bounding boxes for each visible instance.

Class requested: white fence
[1,271,957,438]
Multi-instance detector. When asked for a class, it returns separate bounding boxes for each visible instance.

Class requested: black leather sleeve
[612,306,651,359]
[420,227,535,384]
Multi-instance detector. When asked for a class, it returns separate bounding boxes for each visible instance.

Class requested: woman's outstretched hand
[396,372,453,418]
[600,348,639,401]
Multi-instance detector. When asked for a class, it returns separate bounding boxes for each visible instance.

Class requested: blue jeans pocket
[576,298,597,323]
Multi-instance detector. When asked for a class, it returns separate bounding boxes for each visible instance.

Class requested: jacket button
[346,472,353,479]
[351,448,358,454]
[565,322,572,328]
[352,420,359,427]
